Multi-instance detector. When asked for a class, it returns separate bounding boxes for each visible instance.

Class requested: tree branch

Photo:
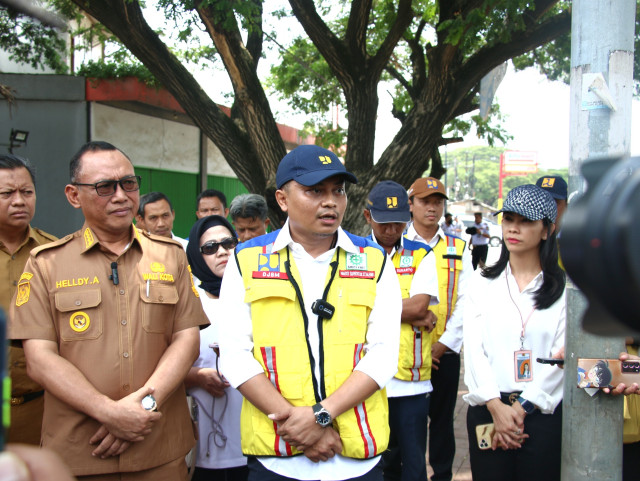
[454,9,570,102]
[369,0,414,75]
[345,0,372,58]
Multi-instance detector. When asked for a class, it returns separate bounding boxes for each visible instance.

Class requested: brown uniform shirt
[1,225,56,444]
[9,225,209,476]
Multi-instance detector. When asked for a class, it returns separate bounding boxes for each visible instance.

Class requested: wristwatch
[516,396,535,414]
[141,394,158,412]
[312,403,332,427]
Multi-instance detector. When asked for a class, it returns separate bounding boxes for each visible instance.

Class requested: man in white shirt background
[219,145,402,481]
[440,213,457,237]
[405,177,472,481]
[470,212,490,270]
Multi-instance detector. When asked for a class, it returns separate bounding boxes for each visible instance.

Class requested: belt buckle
[508,392,519,405]
[10,396,24,406]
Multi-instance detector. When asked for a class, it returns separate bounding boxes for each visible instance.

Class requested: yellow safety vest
[393,238,433,381]
[236,232,390,459]
[429,235,466,344]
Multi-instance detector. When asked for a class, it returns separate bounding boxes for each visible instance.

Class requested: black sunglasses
[72,175,142,197]
[200,237,238,255]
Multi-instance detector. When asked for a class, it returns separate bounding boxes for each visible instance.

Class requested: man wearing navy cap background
[535,175,568,228]
[219,145,402,480]
[363,180,439,481]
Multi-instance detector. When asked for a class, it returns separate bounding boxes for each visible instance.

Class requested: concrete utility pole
[562,1,636,480]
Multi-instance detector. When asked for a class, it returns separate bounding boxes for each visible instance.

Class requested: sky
[168,2,640,173]
[374,63,640,170]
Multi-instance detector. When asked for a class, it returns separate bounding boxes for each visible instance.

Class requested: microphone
[110,262,119,286]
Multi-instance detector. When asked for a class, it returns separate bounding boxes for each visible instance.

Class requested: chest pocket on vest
[55,289,103,341]
[336,289,375,343]
[140,284,179,333]
[245,283,299,345]
[437,256,463,273]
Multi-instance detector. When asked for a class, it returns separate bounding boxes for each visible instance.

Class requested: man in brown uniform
[0,154,56,444]
[9,141,208,480]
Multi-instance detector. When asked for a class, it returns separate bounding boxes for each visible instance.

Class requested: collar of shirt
[272,219,359,260]
[505,262,544,295]
[0,225,34,251]
[406,222,445,249]
[80,223,139,255]
[369,231,402,257]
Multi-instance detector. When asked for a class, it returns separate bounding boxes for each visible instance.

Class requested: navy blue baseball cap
[367,180,411,223]
[495,184,557,223]
[536,175,568,200]
[276,145,357,189]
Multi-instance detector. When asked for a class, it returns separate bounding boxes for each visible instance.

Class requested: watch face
[141,395,157,412]
[316,411,331,426]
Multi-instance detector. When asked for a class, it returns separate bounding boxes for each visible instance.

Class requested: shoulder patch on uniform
[187,265,199,298]
[15,272,33,306]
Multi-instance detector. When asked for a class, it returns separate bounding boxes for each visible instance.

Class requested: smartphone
[537,357,565,366]
[475,423,495,450]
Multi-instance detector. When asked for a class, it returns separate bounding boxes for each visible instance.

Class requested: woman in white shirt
[185,215,247,481]
[463,184,566,481]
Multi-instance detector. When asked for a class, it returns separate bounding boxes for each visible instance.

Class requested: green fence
[135,166,248,238]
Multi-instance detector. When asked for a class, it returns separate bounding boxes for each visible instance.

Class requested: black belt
[11,390,44,406]
[500,391,523,405]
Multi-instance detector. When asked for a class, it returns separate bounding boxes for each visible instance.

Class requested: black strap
[316,254,339,400]
[284,247,340,403]
[284,248,321,403]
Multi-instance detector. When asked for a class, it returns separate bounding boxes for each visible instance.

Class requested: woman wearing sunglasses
[463,185,566,481]
[185,215,247,481]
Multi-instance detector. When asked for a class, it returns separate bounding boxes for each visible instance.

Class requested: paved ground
[426,351,473,481]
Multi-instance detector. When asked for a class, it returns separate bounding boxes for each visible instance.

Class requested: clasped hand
[488,399,529,450]
[90,386,162,458]
[269,406,342,461]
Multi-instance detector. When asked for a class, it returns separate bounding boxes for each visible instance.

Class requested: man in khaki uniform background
[0,153,56,444]
[9,141,208,480]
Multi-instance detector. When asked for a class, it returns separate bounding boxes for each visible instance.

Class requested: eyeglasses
[200,237,238,255]
[72,175,142,197]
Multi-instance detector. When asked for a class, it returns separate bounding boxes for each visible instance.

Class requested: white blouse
[463,264,565,414]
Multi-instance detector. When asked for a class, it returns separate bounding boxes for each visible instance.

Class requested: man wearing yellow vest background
[219,145,402,481]
[363,180,439,481]
[405,177,472,481]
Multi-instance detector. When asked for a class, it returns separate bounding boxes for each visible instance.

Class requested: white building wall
[91,103,236,177]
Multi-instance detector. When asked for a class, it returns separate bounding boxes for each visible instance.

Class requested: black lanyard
[284,247,339,402]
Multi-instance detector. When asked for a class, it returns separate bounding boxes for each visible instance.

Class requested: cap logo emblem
[387,196,398,208]
[541,177,555,188]
[319,155,332,165]
[426,179,438,189]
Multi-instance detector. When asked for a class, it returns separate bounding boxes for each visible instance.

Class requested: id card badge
[514,350,533,382]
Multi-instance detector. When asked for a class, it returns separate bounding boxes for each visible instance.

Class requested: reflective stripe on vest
[237,240,389,458]
[393,244,432,381]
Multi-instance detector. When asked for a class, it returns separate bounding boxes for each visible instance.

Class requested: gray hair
[229,193,268,221]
